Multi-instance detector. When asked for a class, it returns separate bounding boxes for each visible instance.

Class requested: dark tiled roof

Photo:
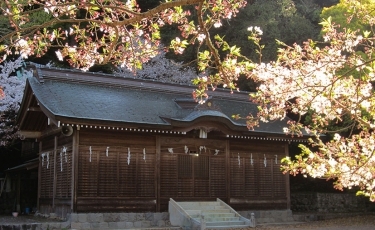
[24,67,291,135]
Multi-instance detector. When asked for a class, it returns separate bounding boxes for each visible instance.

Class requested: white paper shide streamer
[143,148,146,161]
[274,155,278,164]
[250,153,253,166]
[264,154,267,167]
[184,145,188,154]
[106,146,109,157]
[238,153,241,167]
[63,146,67,163]
[168,148,173,154]
[214,149,219,155]
[46,152,50,169]
[60,151,63,172]
[199,146,206,154]
[41,153,45,166]
[127,147,131,165]
[89,146,92,162]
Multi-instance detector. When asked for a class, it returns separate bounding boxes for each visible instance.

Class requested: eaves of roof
[18,66,301,137]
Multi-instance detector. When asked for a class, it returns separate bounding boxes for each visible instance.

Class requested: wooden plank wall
[39,134,73,217]
[73,130,288,212]
[229,140,288,210]
[77,130,157,212]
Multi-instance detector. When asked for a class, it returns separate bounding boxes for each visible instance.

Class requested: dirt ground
[255,213,375,230]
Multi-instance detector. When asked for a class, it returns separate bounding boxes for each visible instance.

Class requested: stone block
[117,221,127,229]
[81,222,91,230]
[87,213,103,223]
[157,220,166,227]
[70,222,81,229]
[135,213,145,221]
[153,212,164,221]
[108,222,119,229]
[125,222,134,229]
[78,213,87,222]
[60,221,71,229]
[40,223,51,230]
[48,223,62,229]
[141,221,151,228]
[97,222,109,229]
[90,222,100,229]
[161,212,169,220]
[145,212,153,221]
[134,221,142,228]
[69,213,78,222]
[119,213,128,221]
[127,213,136,222]
[103,213,120,222]
[165,220,172,227]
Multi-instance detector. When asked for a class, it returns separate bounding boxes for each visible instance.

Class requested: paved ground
[255,213,375,230]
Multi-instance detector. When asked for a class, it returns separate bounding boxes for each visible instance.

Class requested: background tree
[247,0,375,200]
[320,0,375,33]
[0,57,31,146]
[219,0,320,62]
[116,46,200,84]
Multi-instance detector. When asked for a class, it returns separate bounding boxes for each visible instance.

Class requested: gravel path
[1,213,375,229]
[256,214,375,230]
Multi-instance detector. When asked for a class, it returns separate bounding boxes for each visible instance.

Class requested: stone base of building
[69,212,173,229]
[238,210,295,224]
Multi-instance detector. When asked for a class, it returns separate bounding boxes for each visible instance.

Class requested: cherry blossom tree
[115,46,199,84]
[2,0,375,201]
[0,56,31,146]
[247,1,375,201]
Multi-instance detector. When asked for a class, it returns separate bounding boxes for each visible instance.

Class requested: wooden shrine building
[16,66,306,218]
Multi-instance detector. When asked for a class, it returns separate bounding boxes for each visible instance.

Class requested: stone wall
[69,212,172,229]
[238,210,294,224]
[291,192,375,213]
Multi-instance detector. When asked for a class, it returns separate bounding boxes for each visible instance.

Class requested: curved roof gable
[17,66,296,137]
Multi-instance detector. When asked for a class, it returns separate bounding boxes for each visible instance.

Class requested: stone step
[181,205,225,211]
[177,202,220,209]
[203,213,236,218]
[186,209,230,216]
[205,224,251,229]
[178,201,220,206]
[202,209,231,214]
[205,220,247,227]
[169,199,253,229]
[189,212,236,219]
[203,217,241,222]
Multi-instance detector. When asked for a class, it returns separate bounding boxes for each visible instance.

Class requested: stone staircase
[169,198,255,229]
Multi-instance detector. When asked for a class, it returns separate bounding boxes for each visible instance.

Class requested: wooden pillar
[156,136,161,212]
[16,173,21,212]
[53,136,58,211]
[285,143,291,210]
[225,140,230,204]
[72,129,79,212]
[37,141,42,211]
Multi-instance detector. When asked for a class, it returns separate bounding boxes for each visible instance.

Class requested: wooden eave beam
[27,106,42,112]
[18,130,41,139]
[17,84,34,129]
